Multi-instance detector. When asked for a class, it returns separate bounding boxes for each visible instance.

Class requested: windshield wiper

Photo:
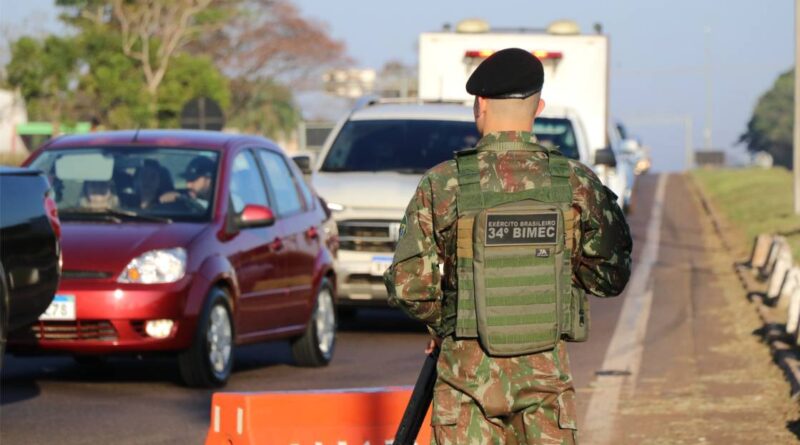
[58,208,171,223]
[59,208,122,223]
[103,208,172,223]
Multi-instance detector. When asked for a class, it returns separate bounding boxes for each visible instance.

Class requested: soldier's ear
[535,98,546,117]
[477,97,488,117]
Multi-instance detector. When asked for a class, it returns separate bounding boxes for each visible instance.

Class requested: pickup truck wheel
[292,278,336,367]
[178,287,234,387]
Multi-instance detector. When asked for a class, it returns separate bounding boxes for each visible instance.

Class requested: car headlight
[327,202,345,212]
[118,248,187,284]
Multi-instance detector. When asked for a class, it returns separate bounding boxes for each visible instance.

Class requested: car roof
[42,129,277,152]
[350,102,474,122]
[0,166,40,176]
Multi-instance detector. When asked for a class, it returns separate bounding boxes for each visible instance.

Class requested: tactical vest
[453,142,589,357]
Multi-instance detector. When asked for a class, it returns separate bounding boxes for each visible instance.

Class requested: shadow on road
[1,308,426,401]
[338,307,427,333]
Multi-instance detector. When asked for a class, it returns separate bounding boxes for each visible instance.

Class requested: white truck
[419,19,609,159]
[419,19,631,208]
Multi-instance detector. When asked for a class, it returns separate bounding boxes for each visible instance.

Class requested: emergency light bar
[464,50,563,60]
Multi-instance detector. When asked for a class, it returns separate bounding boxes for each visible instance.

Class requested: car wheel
[291,278,336,367]
[0,261,8,371]
[178,287,234,388]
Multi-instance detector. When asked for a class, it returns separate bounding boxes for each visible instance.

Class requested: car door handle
[305,226,319,240]
[269,237,283,252]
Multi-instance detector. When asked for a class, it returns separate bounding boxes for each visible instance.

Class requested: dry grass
[692,167,800,260]
[0,151,29,167]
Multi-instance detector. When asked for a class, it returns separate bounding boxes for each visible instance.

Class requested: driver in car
[159,156,215,210]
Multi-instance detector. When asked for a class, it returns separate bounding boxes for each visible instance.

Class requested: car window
[320,119,480,173]
[229,151,270,214]
[28,147,219,222]
[295,171,315,211]
[533,118,580,160]
[257,150,303,216]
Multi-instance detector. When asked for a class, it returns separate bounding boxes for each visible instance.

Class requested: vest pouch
[563,287,589,342]
[472,201,564,356]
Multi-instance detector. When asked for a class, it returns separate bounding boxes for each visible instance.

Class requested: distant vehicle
[16,130,337,387]
[0,167,61,369]
[536,107,628,209]
[311,99,619,311]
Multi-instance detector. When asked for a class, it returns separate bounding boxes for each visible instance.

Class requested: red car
[15,130,337,387]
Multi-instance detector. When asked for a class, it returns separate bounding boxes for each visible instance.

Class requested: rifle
[392,346,441,445]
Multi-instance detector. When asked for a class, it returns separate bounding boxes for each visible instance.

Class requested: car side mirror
[594,147,617,167]
[292,155,313,175]
[238,204,276,228]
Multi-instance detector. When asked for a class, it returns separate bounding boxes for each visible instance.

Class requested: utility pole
[794,0,800,214]
[704,26,713,150]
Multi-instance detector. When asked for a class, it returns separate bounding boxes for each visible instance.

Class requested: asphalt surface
[0,173,664,445]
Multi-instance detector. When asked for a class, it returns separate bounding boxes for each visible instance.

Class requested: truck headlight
[118,248,187,284]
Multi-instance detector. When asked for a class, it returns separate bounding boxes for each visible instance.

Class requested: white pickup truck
[311,99,622,310]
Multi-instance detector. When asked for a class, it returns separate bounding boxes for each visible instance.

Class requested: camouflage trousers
[431,381,578,445]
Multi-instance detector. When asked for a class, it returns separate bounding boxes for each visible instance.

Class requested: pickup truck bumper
[334,249,393,306]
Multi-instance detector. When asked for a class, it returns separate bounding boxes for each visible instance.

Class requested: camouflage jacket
[384,131,632,416]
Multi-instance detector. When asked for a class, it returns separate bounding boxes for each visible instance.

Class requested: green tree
[5,35,80,123]
[227,78,298,138]
[157,54,230,128]
[740,68,795,168]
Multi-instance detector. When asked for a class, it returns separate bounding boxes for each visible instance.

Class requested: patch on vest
[535,248,551,258]
[485,213,559,245]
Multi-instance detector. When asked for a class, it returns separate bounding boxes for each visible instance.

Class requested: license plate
[39,294,76,321]
[370,256,393,277]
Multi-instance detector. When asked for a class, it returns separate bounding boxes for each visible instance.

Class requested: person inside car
[134,159,174,210]
[79,180,119,210]
[159,156,215,210]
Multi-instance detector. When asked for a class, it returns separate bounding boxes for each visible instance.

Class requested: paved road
[0,175,657,445]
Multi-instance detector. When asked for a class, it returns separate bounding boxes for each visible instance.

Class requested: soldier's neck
[481,118,534,135]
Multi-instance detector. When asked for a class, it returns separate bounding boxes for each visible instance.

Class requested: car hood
[60,222,207,275]
[312,171,421,215]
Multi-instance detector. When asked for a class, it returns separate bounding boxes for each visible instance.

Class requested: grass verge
[692,167,800,259]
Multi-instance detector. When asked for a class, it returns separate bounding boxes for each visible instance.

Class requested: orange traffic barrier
[205,386,432,445]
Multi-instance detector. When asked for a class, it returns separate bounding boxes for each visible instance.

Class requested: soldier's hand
[425,336,442,355]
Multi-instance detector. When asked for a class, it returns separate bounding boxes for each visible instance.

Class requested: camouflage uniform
[385,131,632,444]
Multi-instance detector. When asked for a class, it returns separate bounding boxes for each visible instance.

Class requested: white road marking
[582,174,667,445]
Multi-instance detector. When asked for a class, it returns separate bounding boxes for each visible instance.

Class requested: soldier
[384,48,632,444]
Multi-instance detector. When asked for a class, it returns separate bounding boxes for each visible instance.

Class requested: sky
[1,0,796,172]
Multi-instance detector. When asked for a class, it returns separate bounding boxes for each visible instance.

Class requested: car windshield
[320,119,480,173]
[29,147,219,223]
[533,117,580,160]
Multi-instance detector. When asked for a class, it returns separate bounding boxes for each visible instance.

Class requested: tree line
[740,68,795,169]
[2,0,348,139]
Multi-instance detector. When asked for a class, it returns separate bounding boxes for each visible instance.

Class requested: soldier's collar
[474,131,546,152]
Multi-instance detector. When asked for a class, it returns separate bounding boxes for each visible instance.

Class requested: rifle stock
[392,347,441,445]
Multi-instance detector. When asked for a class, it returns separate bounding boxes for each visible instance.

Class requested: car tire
[0,261,8,371]
[178,287,234,388]
[291,278,336,367]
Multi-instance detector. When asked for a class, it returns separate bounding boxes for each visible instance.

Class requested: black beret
[465,48,544,99]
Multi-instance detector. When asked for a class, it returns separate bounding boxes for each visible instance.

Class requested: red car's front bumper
[8,275,205,355]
